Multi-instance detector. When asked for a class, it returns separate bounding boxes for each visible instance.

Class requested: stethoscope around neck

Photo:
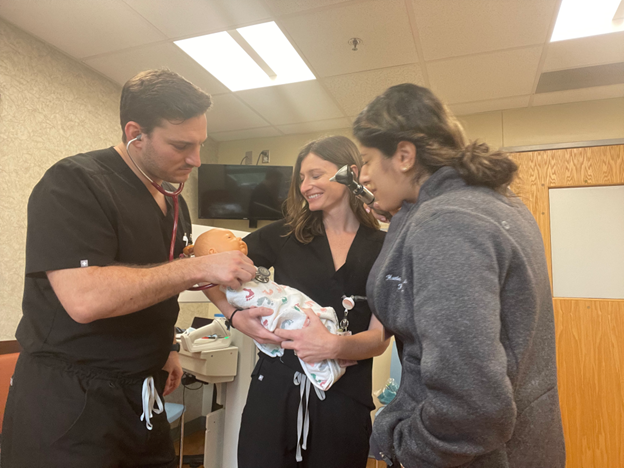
[126,135,214,291]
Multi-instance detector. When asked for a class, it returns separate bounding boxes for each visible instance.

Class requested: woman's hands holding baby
[231,307,283,345]
[275,308,339,364]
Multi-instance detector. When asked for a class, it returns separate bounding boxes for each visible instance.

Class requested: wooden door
[510,145,624,468]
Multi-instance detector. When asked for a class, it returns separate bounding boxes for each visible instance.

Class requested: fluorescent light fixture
[551,0,624,42]
[175,21,315,92]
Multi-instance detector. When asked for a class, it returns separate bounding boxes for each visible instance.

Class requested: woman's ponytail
[354,84,519,192]
[452,141,518,190]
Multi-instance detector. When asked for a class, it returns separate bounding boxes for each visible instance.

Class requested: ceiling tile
[412,0,557,61]
[427,46,543,104]
[122,0,272,39]
[448,96,531,116]
[236,81,344,126]
[543,31,624,72]
[532,83,624,107]
[0,0,165,59]
[279,0,418,78]
[84,43,229,95]
[209,127,282,142]
[323,65,425,116]
[263,0,352,16]
[205,94,271,133]
[276,118,351,135]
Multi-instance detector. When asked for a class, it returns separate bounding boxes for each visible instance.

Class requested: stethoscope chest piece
[255,266,271,283]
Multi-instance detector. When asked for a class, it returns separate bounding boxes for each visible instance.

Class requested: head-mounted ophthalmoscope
[329,165,392,221]
[329,165,375,205]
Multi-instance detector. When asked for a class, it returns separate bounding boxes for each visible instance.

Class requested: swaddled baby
[192,228,345,391]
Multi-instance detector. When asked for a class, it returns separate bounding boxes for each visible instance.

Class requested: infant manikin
[193,229,345,391]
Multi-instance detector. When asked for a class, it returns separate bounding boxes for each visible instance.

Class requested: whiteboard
[549,185,624,299]
[178,225,251,303]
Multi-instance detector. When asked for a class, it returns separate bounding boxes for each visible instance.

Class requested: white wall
[550,185,624,299]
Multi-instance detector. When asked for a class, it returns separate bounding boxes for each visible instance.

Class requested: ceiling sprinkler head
[348,37,362,51]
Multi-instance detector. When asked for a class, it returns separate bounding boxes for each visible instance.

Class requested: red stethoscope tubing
[126,136,215,291]
[161,189,215,291]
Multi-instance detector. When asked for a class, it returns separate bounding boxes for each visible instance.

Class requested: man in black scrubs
[1,69,261,468]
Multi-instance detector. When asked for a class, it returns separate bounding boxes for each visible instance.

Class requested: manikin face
[299,153,351,213]
[137,114,208,184]
[194,229,248,257]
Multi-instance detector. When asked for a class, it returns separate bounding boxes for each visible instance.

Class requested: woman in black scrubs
[232,135,389,468]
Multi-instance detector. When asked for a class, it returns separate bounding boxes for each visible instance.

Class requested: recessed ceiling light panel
[551,0,624,42]
[175,21,315,92]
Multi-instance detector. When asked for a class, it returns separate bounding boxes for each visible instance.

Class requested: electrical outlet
[244,151,252,165]
[261,150,270,164]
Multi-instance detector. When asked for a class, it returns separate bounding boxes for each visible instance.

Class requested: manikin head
[194,229,248,257]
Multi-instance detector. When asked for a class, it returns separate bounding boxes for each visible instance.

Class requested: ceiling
[2,0,624,142]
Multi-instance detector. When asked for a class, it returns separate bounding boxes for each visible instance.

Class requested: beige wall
[0,20,213,418]
[0,18,218,340]
[217,128,352,166]
[0,18,121,340]
[459,97,624,149]
[209,99,624,229]
[175,138,220,328]
[3,13,623,347]
[207,97,624,235]
[209,98,624,411]
[203,128,354,232]
[208,128,353,231]
[213,98,624,173]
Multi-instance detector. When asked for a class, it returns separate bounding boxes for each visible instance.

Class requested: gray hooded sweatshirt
[367,167,565,468]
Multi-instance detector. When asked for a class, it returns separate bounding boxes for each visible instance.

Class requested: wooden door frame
[510,144,624,468]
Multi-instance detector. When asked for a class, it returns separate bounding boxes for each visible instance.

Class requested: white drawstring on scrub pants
[293,371,326,462]
[140,376,164,430]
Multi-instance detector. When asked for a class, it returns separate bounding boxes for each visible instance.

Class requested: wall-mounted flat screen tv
[198,164,293,220]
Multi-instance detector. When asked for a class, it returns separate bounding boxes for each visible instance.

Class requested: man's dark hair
[119,69,212,142]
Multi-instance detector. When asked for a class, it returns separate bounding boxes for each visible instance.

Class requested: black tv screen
[198,164,293,220]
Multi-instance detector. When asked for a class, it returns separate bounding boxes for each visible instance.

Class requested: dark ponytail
[353,84,518,191]
[452,141,518,189]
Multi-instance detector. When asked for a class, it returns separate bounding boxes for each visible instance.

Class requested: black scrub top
[17,147,191,377]
[244,219,386,409]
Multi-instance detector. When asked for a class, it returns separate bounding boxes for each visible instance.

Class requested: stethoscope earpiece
[125,132,191,270]
[125,135,183,198]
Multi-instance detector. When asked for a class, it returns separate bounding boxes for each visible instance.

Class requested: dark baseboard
[0,341,20,355]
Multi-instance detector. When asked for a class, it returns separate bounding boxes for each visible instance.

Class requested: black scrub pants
[1,352,176,468]
[238,356,372,468]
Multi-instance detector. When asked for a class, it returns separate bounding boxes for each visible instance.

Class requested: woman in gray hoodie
[353,84,565,468]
